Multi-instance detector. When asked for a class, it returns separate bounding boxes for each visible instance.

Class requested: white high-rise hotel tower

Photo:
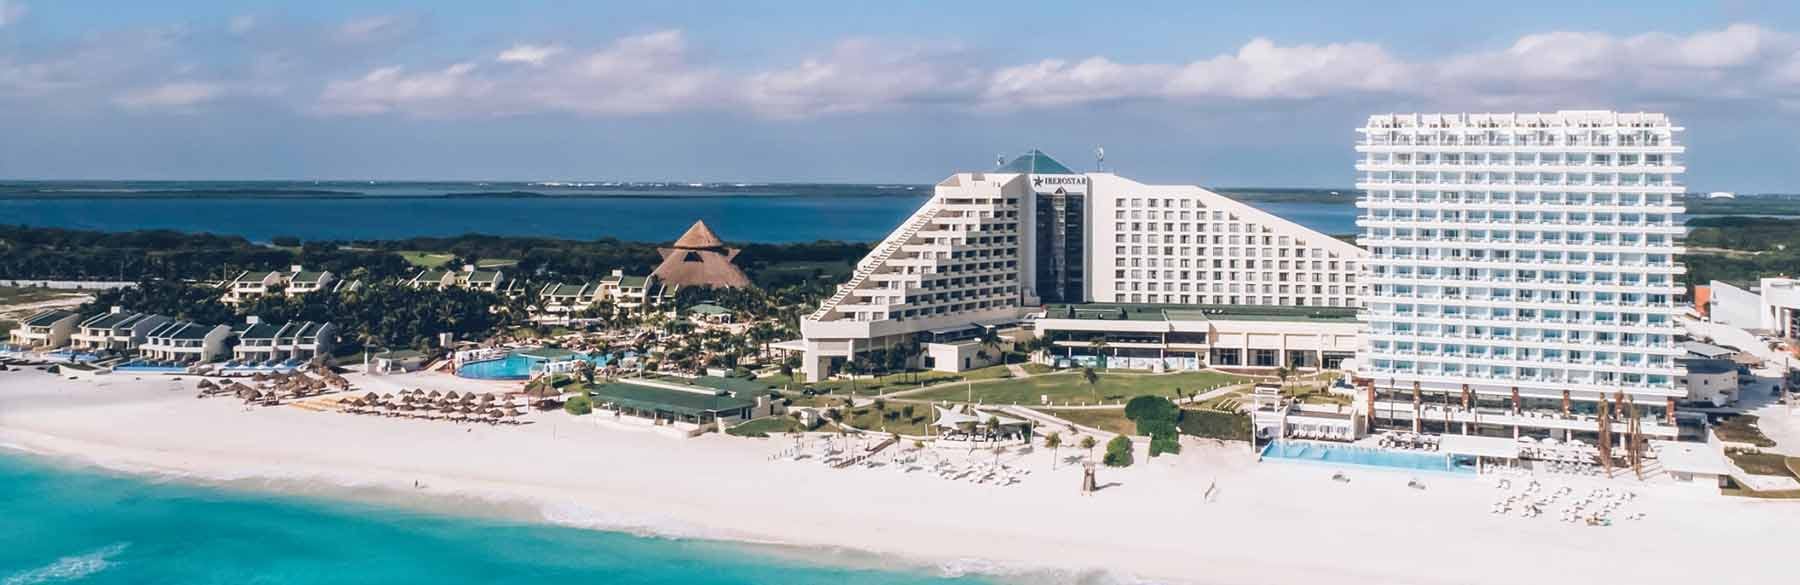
[1353,111,1687,440]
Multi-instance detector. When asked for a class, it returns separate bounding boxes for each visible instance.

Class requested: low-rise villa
[539,282,600,315]
[139,320,233,364]
[70,307,172,353]
[404,265,506,291]
[221,265,332,306]
[231,317,338,366]
[7,309,81,350]
[597,270,670,310]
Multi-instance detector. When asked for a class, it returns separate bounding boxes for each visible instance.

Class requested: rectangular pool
[1260,441,1473,474]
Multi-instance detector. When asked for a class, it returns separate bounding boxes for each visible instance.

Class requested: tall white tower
[1353,111,1687,443]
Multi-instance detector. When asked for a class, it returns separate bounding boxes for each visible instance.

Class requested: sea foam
[2,543,129,585]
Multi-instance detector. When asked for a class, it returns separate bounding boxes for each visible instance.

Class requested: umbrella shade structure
[444,391,462,402]
[196,379,217,390]
[363,392,380,402]
[478,393,496,403]
[428,390,442,399]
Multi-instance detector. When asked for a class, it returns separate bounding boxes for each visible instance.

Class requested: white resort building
[221,265,334,306]
[70,307,172,353]
[1349,111,1688,442]
[795,150,1366,381]
[6,309,81,350]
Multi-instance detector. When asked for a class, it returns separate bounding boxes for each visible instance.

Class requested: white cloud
[743,39,980,117]
[0,1,26,28]
[496,44,562,67]
[114,81,225,109]
[331,15,412,44]
[316,30,717,117]
[317,63,488,115]
[228,14,259,36]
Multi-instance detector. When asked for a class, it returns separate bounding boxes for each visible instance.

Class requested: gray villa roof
[148,320,216,340]
[291,271,328,284]
[238,321,284,340]
[22,310,78,327]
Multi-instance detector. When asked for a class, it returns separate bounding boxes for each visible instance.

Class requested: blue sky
[2,1,1798,191]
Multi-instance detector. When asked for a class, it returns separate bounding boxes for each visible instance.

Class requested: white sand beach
[0,368,1792,585]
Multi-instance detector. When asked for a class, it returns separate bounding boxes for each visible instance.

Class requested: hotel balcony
[1354,161,1687,174]
[1365,331,1681,356]
[1361,256,1684,275]
[1353,179,1684,194]
[1360,296,1684,315]
[1353,199,1685,215]
[1355,141,1684,154]
[1354,217,1684,234]
[1367,401,1678,438]
[1361,348,1678,375]
[1361,313,1679,335]
[1362,273,1681,295]
[1355,237,1682,255]
[1356,365,1683,398]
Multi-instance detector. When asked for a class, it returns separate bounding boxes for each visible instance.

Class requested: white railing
[809,204,945,321]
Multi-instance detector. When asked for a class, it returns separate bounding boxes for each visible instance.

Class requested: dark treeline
[0,225,410,282]
[1684,216,1800,288]
[82,280,516,352]
[0,226,870,286]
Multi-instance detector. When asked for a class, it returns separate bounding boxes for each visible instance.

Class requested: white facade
[1705,279,1763,330]
[1088,174,1364,307]
[798,169,1030,381]
[1753,277,1800,338]
[797,151,1364,382]
[1354,111,1687,439]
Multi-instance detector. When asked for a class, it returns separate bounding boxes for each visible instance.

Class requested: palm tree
[1276,365,1294,388]
[844,358,865,397]
[1079,435,1098,463]
[986,415,1002,441]
[1087,338,1109,369]
[1044,432,1063,469]
[1082,366,1100,403]
[976,327,1004,366]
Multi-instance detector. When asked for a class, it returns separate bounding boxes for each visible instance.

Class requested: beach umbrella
[460,393,476,404]
[362,391,379,402]
[196,379,216,390]
[428,390,442,399]
[444,391,462,401]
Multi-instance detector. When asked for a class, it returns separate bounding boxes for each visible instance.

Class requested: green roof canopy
[588,382,756,417]
[999,149,1074,174]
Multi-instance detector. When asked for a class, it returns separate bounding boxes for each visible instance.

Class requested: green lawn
[1033,408,1135,436]
[0,320,14,336]
[909,370,1247,406]
[1716,415,1778,448]
[727,416,813,438]
[1725,450,1800,479]
[840,402,936,435]
[396,251,456,268]
[765,369,974,396]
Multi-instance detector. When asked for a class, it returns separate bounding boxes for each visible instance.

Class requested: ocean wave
[2,543,129,585]
[534,501,725,541]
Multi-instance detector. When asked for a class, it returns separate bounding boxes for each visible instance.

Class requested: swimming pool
[456,351,612,380]
[1260,441,1474,474]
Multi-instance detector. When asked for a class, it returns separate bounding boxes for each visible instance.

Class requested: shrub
[1149,435,1181,457]
[563,395,593,416]
[1124,395,1179,423]
[1103,435,1134,467]
[1177,409,1251,441]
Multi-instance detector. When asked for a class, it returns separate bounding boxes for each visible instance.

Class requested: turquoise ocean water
[0,452,997,585]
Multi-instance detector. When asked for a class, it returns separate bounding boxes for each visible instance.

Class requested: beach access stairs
[808,202,942,321]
